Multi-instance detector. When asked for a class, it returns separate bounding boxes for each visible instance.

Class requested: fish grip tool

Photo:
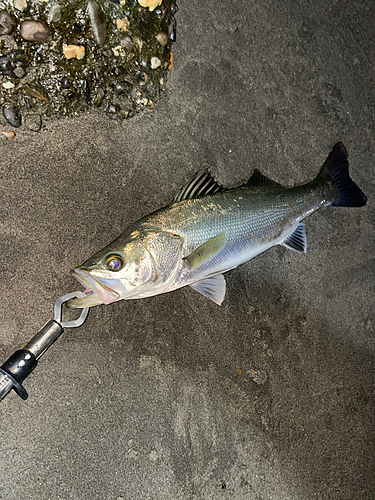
[0,292,89,402]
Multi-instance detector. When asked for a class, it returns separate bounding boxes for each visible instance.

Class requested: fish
[67,143,367,309]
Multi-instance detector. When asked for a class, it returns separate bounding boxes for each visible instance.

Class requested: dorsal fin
[174,169,225,202]
[247,169,282,187]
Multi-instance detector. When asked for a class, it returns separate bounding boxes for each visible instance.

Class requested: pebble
[3,104,21,128]
[0,0,177,126]
[0,10,16,35]
[63,45,85,60]
[1,130,16,139]
[0,50,28,79]
[115,81,132,95]
[138,0,162,12]
[20,20,50,43]
[3,81,15,89]
[13,0,27,12]
[120,36,135,52]
[150,56,161,69]
[156,32,168,47]
[24,112,42,132]
[48,5,62,23]
[60,76,71,89]
[116,18,129,31]
[88,1,107,46]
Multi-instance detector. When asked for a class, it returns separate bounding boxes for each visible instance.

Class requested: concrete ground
[0,0,374,499]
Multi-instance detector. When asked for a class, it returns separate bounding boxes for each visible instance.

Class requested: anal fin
[189,274,226,305]
[281,223,307,253]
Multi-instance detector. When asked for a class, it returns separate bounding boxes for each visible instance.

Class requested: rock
[0,50,28,79]
[79,79,90,99]
[20,20,50,43]
[1,130,16,139]
[63,45,85,60]
[2,81,15,89]
[0,11,16,35]
[2,104,21,128]
[13,0,27,12]
[120,35,135,52]
[116,18,129,31]
[137,0,162,12]
[24,112,42,132]
[150,56,161,69]
[88,1,107,46]
[115,81,132,95]
[156,32,168,47]
[48,5,62,23]
[60,76,71,89]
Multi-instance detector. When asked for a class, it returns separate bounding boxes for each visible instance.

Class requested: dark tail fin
[317,143,367,207]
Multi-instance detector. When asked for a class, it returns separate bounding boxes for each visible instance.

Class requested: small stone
[1,130,16,139]
[20,20,50,43]
[0,50,28,79]
[101,48,113,58]
[88,1,107,46]
[166,51,173,70]
[137,0,162,12]
[120,36,135,52]
[13,0,27,12]
[79,79,90,99]
[150,56,161,69]
[60,76,71,89]
[3,81,15,89]
[63,45,85,60]
[115,81,131,95]
[71,22,82,34]
[156,32,168,47]
[48,5,62,23]
[116,18,129,31]
[93,88,104,106]
[2,104,21,128]
[0,11,16,35]
[24,112,42,132]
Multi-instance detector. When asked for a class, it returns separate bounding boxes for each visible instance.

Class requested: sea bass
[68,143,367,308]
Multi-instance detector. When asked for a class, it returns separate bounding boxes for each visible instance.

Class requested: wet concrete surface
[0,0,374,499]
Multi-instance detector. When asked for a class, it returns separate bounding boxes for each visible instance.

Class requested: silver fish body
[68,143,367,308]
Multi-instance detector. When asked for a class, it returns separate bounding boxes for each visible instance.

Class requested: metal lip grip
[0,292,89,402]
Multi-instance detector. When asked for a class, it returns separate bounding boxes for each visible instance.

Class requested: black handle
[0,349,37,400]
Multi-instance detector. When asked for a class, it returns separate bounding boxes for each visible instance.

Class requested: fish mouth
[68,268,121,308]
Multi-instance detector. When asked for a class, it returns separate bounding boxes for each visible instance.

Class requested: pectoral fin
[183,232,226,270]
[190,274,226,305]
[282,223,307,253]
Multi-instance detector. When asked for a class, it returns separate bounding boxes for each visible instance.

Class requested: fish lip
[69,268,120,306]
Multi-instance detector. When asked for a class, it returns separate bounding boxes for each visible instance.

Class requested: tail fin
[317,143,367,207]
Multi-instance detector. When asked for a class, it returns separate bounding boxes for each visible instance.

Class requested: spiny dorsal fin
[281,223,307,253]
[183,232,226,270]
[247,168,282,187]
[174,169,225,202]
[189,274,226,305]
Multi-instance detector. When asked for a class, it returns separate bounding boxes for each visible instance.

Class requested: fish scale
[147,184,325,290]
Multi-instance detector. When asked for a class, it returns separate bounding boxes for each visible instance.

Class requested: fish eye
[106,254,124,271]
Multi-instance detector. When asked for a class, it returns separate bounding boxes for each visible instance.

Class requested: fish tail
[317,142,367,207]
